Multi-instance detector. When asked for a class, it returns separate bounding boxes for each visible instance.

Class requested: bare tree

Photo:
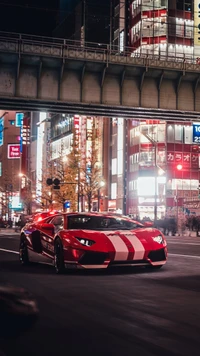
[81,123,104,212]
[39,127,81,212]
[39,121,104,212]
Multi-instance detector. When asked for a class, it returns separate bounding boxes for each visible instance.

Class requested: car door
[38,219,56,257]
[39,215,64,258]
[50,215,64,234]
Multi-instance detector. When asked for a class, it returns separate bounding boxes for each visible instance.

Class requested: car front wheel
[54,239,65,274]
[19,236,29,265]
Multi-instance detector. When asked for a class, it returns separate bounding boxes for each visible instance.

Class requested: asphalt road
[0,231,200,356]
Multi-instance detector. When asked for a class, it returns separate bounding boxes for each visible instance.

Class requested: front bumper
[64,247,167,269]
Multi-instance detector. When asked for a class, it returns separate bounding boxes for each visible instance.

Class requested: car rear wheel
[19,236,29,265]
[54,239,65,274]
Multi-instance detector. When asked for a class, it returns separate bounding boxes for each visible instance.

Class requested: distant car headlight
[153,235,164,244]
[75,237,95,247]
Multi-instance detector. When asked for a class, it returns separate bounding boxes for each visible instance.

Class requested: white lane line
[168,242,200,246]
[0,248,19,255]
[38,261,52,266]
[0,236,17,239]
[169,253,200,259]
[0,248,52,266]
[1,247,200,262]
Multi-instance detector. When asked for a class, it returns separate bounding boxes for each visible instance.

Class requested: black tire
[54,238,65,274]
[19,236,29,265]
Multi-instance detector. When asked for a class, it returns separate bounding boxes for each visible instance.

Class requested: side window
[50,216,64,228]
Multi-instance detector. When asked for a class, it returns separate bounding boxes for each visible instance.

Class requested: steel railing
[0,30,199,68]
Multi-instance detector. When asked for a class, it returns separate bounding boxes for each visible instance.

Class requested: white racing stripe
[105,234,129,261]
[0,248,19,255]
[122,233,145,260]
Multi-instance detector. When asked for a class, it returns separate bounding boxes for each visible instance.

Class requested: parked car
[19,212,167,274]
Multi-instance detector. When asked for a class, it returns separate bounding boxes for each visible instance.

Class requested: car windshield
[68,215,143,231]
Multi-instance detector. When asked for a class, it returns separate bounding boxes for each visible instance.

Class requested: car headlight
[153,235,164,244]
[75,237,95,247]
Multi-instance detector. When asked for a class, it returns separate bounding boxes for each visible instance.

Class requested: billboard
[194,0,200,57]
[15,113,24,127]
[193,122,200,143]
[8,192,23,211]
[7,144,20,159]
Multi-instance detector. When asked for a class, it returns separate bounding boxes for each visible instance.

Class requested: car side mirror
[41,223,54,231]
[144,221,153,227]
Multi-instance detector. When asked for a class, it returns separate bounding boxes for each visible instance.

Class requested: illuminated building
[126,119,200,220]
[113,0,196,61]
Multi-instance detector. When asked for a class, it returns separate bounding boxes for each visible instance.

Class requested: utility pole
[110,0,113,49]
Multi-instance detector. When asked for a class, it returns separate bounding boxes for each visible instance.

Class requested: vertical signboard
[0,118,4,146]
[21,114,30,174]
[7,144,21,159]
[15,113,24,127]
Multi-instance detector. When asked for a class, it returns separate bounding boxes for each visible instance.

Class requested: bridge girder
[0,32,200,120]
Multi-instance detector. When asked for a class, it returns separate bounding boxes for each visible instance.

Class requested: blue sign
[15,113,24,127]
[9,202,23,210]
[64,201,70,209]
[193,123,200,143]
[0,118,4,146]
[20,126,23,152]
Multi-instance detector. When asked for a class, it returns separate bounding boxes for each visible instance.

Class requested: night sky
[0,0,111,41]
[0,0,59,36]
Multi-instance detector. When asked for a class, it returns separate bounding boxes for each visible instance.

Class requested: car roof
[36,212,144,228]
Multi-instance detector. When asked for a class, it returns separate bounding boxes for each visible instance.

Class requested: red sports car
[19,212,167,274]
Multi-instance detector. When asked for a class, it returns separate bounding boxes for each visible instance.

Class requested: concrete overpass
[0,32,200,121]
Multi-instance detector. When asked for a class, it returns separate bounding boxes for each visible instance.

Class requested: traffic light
[46,178,53,185]
[46,178,60,189]
[53,178,60,190]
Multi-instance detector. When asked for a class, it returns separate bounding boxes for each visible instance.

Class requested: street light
[98,181,105,212]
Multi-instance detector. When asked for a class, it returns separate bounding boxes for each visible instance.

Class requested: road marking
[1,247,200,262]
[169,253,200,259]
[168,242,200,246]
[0,248,19,255]
[0,248,52,266]
[38,261,52,266]
[0,236,17,239]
